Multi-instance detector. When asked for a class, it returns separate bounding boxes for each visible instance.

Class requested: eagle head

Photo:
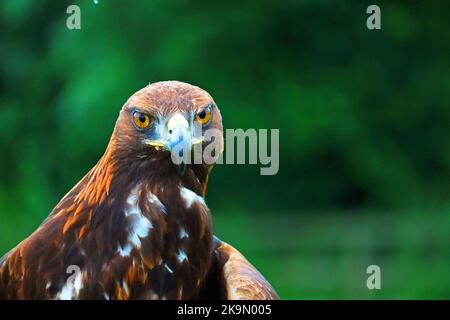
[110,81,223,189]
[0,81,280,301]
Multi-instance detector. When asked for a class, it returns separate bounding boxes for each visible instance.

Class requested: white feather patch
[56,271,83,300]
[117,187,154,256]
[180,187,205,208]
[179,228,188,239]
[177,249,188,263]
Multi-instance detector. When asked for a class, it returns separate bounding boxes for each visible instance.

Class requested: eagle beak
[166,113,190,175]
[144,113,204,175]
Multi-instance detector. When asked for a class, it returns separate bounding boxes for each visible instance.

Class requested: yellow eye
[133,111,150,129]
[195,108,211,124]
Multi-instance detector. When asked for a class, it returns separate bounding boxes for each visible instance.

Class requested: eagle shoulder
[203,236,279,300]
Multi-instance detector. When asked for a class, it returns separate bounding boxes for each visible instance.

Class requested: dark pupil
[138,114,146,123]
[198,111,206,119]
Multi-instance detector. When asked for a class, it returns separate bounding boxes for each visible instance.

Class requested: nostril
[179,150,184,157]
[169,129,173,134]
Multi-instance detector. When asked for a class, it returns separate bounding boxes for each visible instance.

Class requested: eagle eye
[195,106,212,125]
[132,111,151,129]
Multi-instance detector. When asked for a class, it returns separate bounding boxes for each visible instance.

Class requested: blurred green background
[0,0,449,299]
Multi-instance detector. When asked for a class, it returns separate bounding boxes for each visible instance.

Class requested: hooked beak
[144,113,203,175]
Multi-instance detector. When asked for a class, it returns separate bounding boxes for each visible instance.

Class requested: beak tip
[178,162,186,175]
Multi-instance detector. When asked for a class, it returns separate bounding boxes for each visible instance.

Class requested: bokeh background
[1,0,449,299]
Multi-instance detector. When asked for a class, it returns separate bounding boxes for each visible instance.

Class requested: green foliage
[0,0,449,298]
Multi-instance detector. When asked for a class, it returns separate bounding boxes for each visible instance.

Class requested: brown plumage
[0,81,279,300]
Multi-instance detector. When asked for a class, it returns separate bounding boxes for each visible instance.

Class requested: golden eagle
[0,81,278,300]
